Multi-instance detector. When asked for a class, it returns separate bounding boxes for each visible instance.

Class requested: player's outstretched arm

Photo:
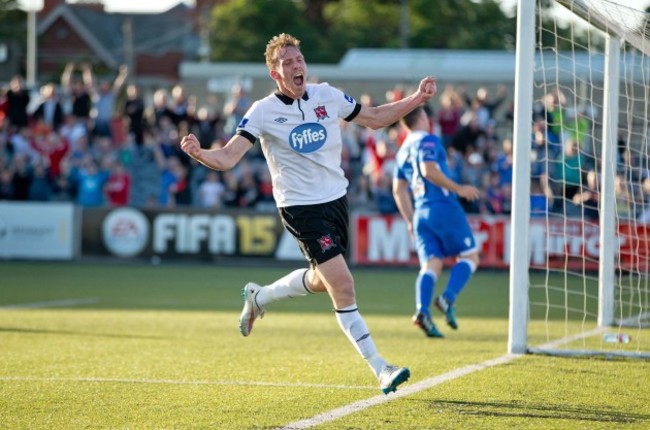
[180,133,251,171]
[392,177,414,232]
[421,161,480,201]
[353,77,437,130]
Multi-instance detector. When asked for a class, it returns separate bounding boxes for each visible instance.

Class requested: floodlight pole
[25,0,43,88]
[26,8,37,87]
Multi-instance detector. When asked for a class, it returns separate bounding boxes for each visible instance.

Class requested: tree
[207,0,519,63]
[408,0,515,50]
[537,1,605,51]
[0,0,18,15]
[209,0,334,63]
[322,0,403,53]
[0,0,24,41]
[0,0,27,78]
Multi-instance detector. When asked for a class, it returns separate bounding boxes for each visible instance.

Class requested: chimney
[193,0,222,17]
[192,0,219,31]
[76,1,106,13]
[40,0,66,17]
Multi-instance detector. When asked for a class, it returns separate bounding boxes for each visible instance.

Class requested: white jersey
[236,82,361,207]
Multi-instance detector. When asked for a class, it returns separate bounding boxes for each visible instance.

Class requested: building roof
[38,3,200,68]
[339,49,519,82]
[181,49,613,84]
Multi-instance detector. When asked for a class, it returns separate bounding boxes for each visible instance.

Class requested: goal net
[509,0,650,358]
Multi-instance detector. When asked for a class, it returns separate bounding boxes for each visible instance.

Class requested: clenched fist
[180,133,202,161]
[419,76,437,101]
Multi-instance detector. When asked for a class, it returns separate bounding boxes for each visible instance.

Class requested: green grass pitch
[1,261,649,429]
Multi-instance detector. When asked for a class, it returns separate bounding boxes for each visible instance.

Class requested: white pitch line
[532,326,606,350]
[0,376,376,391]
[1,319,618,429]
[0,298,100,310]
[276,354,522,430]
[277,326,612,430]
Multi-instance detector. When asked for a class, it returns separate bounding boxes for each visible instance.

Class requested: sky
[18,0,650,14]
[90,0,193,13]
[104,0,650,14]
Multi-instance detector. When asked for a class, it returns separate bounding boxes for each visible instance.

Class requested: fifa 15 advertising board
[81,207,304,261]
[80,207,649,271]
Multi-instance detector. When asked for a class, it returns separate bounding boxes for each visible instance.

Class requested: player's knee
[332,272,355,293]
[425,257,443,275]
[328,278,356,308]
[463,253,480,272]
[303,271,319,293]
[471,252,480,265]
[312,266,355,296]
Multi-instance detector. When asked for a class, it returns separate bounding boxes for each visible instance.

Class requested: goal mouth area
[615,311,650,329]
[525,318,650,360]
[527,348,650,360]
[508,0,649,360]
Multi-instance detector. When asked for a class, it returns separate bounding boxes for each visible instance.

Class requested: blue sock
[416,270,436,317]
[444,259,476,304]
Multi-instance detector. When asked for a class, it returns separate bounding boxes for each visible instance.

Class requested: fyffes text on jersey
[289,123,327,153]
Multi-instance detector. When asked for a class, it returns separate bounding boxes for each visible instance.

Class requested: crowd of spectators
[1,66,649,224]
[526,87,650,223]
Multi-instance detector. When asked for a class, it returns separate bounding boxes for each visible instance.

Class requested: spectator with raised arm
[61,63,93,125]
[222,83,251,139]
[87,64,129,139]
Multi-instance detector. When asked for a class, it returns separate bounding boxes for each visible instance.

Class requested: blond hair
[265,33,301,70]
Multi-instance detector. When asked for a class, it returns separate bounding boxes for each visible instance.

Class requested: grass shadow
[0,327,165,340]
[411,399,649,424]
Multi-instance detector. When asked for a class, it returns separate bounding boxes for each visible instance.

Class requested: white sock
[256,269,310,307]
[335,304,387,377]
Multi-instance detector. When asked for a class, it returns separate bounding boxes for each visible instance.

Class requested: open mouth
[293,73,304,87]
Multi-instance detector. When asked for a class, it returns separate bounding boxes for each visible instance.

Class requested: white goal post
[509,0,650,358]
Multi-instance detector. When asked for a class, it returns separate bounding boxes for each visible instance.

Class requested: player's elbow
[198,151,232,172]
[212,157,237,172]
[392,180,408,197]
[367,115,395,130]
[358,107,391,130]
[365,119,388,130]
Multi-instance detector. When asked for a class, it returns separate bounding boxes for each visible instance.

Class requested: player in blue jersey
[393,106,480,337]
[181,33,438,394]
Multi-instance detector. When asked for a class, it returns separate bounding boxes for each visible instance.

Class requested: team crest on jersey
[318,234,334,253]
[313,105,329,121]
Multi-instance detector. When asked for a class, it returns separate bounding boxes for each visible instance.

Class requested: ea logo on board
[102,208,149,257]
[289,123,327,154]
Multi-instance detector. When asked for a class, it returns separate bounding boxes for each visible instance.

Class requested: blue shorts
[413,200,477,265]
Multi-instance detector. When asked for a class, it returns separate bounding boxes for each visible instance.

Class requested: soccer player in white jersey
[180,33,436,395]
[393,106,480,337]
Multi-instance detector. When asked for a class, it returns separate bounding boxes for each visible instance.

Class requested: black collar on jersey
[274,89,309,105]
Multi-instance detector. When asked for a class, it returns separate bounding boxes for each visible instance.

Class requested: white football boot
[378,365,411,395]
[239,282,266,336]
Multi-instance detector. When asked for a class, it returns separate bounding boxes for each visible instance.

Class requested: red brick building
[36,0,217,85]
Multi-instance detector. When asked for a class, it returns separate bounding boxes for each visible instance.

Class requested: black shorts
[279,195,349,266]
